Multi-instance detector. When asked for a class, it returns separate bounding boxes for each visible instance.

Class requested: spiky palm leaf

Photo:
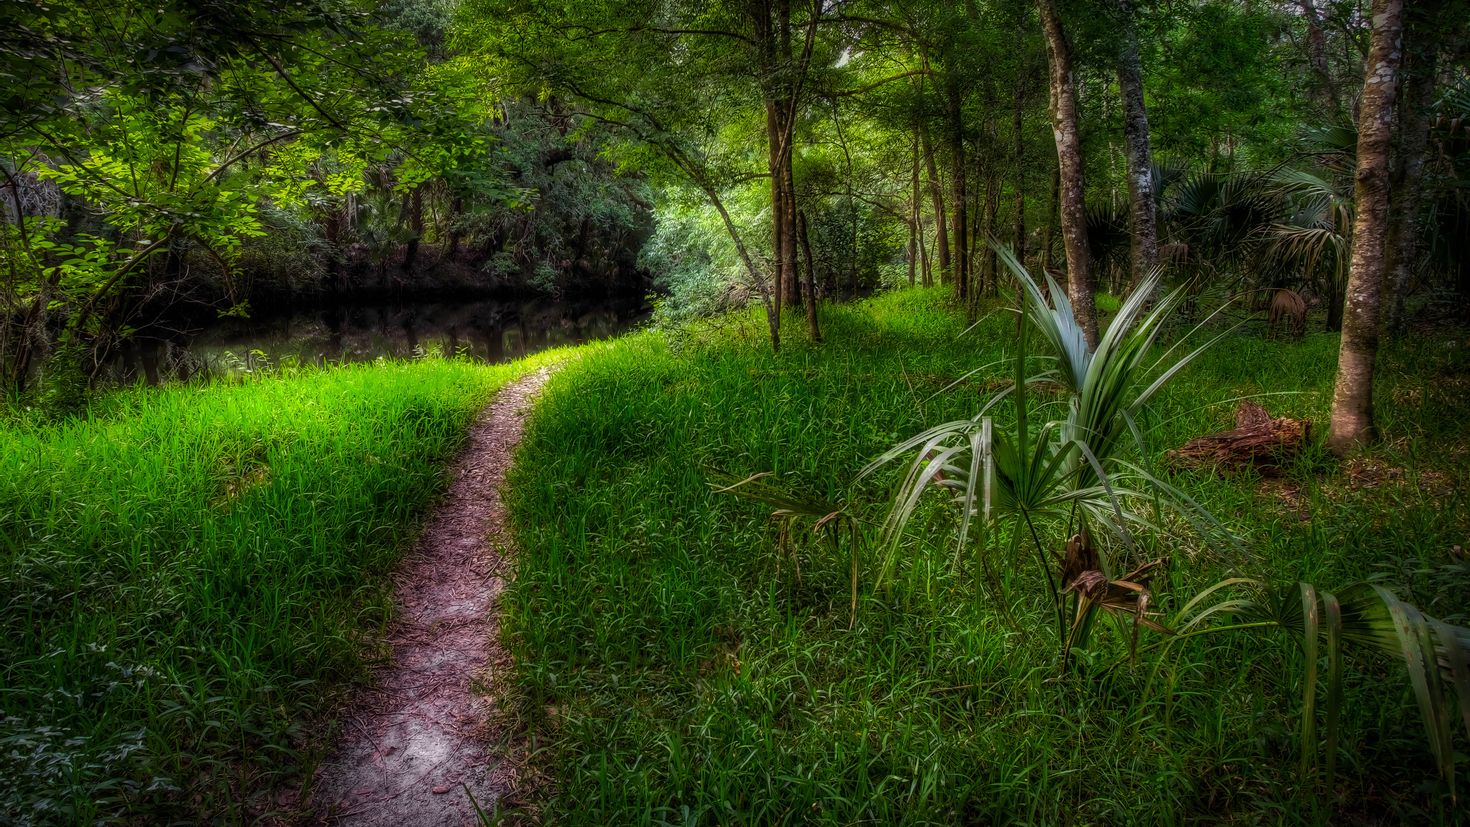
[1169,579,1470,798]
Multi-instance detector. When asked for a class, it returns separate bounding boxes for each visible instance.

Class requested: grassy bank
[0,352,564,823]
[504,288,1469,824]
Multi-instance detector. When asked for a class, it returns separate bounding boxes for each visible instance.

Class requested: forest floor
[309,368,553,825]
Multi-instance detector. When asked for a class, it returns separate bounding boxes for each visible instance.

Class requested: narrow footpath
[312,368,554,826]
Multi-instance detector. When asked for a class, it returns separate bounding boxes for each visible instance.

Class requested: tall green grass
[505,289,1469,824]
[0,352,562,823]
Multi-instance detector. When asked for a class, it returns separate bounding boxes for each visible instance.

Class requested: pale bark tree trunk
[1327,0,1406,454]
[1037,0,1099,346]
[922,126,951,285]
[1116,0,1158,292]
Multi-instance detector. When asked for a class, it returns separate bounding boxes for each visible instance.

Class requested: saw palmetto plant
[863,241,1231,656]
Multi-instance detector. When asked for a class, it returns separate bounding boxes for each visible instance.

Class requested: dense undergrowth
[505,288,1470,824]
[0,352,565,823]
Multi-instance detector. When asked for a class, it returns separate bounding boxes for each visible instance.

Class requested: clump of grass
[0,350,565,823]
[504,291,1469,824]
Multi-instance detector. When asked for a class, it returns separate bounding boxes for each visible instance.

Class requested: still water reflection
[104,297,649,384]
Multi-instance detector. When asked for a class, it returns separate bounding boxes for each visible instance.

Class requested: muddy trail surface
[311,368,554,826]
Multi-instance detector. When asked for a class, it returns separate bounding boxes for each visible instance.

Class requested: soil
[309,368,554,826]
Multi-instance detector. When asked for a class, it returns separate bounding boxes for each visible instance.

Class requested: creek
[102,294,650,385]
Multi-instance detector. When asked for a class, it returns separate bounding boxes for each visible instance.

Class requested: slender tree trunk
[1386,11,1442,333]
[1327,0,1405,454]
[1012,83,1027,270]
[766,99,788,319]
[1042,164,1058,273]
[947,83,969,303]
[981,167,1000,296]
[922,125,951,285]
[1298,0,1339,114]
[918,209,932,287]
[1038,0,1099,347]
[798,210,821,341]
[909,125,921,286]
[1116,0,1158,292]
[782,149,799,307]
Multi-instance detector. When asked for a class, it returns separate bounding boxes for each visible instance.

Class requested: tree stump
[1166,401,1311,475]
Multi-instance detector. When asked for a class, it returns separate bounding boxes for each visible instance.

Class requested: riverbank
[503,288,1468,824]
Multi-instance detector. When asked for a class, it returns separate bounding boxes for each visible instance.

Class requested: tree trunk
[909,126,921,286]
[1037,0,1099,347]
[766,99,789,318]
[1386,9,1442,334]
[1012,82,1027,270]
[1298,0,1339,114]
[1116,0,1158,293]
[922,125,951,285]
[1042,163,1058,273]
[781,142,800,307]
[981,166,1000,296]
[947,82,969,304]
[1327,0,1405,454]
[918,210,932,288]
[798,210,821,341]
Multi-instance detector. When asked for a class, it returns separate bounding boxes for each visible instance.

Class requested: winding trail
[311,368,553,826]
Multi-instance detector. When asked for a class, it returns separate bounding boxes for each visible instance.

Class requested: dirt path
[311,368,553,826]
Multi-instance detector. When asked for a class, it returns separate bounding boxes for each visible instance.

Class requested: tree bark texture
[1037,0,1099,347]
[909,126,921,286]
[1386,7,1442,333]
[922,125,951,285]
[1327,0,1405,454]
[798,210,821,341]
[1298,0,1339,114]
[1012,82,1027,269]
[947,81,969,303]
[1116,0,1158,292]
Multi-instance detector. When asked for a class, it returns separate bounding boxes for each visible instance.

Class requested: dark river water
[103,296,650,384]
